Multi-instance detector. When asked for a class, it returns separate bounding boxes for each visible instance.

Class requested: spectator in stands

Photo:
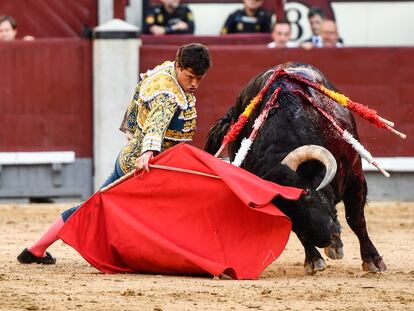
[0,15,34,41]
[267,21,298,48]
[143,0,194,35]
[301,7,326,49]
[0,15,17,41]
[221,0,272,34]
[17,43,212,265]
[320,19,343,47]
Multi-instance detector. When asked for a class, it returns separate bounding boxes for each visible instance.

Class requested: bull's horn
[281,145,337,191]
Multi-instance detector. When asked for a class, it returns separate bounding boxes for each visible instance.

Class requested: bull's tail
[204,106,237,155]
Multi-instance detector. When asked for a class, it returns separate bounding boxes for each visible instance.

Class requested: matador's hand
[134,151,154,173]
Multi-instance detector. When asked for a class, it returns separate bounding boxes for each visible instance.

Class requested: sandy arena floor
[1,202,413,311]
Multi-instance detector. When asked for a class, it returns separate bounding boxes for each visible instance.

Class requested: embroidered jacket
[118,61,197,173]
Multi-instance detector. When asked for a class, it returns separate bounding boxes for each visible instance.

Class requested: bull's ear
[262,162,302,188]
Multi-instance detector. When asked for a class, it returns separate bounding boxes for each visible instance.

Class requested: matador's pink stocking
[28,216,64,257]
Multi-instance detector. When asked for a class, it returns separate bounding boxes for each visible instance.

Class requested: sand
[1,202,413,311]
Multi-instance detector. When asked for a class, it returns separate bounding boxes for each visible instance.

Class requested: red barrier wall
[141,34,271,46]
[0,39,93,157]
[140,46,414,157]
[1,43,412,159]
[0,0,97,38]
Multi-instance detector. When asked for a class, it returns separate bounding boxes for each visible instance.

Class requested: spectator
[221,0,272,34]
[320,19,343,47]
[0,15,34,41]
[0,15,17,41]
[143,0,194,35]
[301,7,326,49]
[267,21,298,48]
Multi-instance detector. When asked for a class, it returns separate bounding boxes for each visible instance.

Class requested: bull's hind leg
[343,173,387,272]
[297,235,327,274]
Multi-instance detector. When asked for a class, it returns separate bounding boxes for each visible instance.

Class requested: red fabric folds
[58,144,303,279]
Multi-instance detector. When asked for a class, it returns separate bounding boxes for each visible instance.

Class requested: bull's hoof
[362,258,387,273]
[324,246,344,260]
[304,258,326,275]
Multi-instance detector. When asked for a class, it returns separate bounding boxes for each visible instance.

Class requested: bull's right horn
[281,145,337,191]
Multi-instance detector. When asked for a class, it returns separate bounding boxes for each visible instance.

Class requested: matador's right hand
[134,151,154,173]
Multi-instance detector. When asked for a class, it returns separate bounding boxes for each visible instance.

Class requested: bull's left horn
[281,145,337,191]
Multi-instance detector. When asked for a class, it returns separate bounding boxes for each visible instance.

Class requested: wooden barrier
[141,34,271,46]
[1,41,412,158]
[0,39,93,157]
[1,40,413,200]
[0,0,97,38]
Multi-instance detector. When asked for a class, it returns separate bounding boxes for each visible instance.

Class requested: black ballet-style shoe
[17,248,56,265]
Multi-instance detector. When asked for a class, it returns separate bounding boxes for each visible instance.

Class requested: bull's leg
[343,173,387,272]
[324,232,344,260]
[297,234,327,274]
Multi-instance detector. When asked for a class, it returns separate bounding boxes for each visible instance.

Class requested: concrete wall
[332,2,414,46]
[0,159,92,202]
[187,2,414,46]
[93,20,140,190]
[365,172,414,201]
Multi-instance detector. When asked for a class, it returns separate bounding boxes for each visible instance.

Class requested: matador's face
[175,64,206,94]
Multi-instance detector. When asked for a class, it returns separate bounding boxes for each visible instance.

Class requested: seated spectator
[301,7,326,49]
[0,15,17,41]
[0,15,34,41]
[320,19,343,47]
[221,0,272,34]
[143,0,194,35]
[267,21,298,48]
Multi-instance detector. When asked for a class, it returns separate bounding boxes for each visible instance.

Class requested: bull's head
[264,144,341,249]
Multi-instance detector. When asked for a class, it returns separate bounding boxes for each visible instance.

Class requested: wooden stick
[214,144,226,158]
[295,89,391,178]
[386,125,407,139]
[101,171,135,192]
[282,69,406,139]
[379,117,394,127]
[372,162,390,178]
[150,164,221,179]
[101,164,221,193]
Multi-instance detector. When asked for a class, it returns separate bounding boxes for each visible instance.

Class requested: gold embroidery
[139,61,194,110]
[179,106,197,121]
[164,130,194,141]
[118,62,197,174]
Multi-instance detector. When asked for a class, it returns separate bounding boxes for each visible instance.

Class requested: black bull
[205,62,387,274]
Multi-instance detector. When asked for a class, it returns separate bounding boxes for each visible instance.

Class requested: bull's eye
[302,188,311,200]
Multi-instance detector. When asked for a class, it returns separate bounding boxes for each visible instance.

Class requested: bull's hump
[284,66,323,84]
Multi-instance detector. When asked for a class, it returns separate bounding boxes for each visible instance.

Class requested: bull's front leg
[343,173,387,272]
[296,234,327,274]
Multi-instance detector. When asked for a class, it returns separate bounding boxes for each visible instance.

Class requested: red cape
[58,144,303,279]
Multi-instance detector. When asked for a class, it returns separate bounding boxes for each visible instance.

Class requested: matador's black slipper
[17,248,56,265]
